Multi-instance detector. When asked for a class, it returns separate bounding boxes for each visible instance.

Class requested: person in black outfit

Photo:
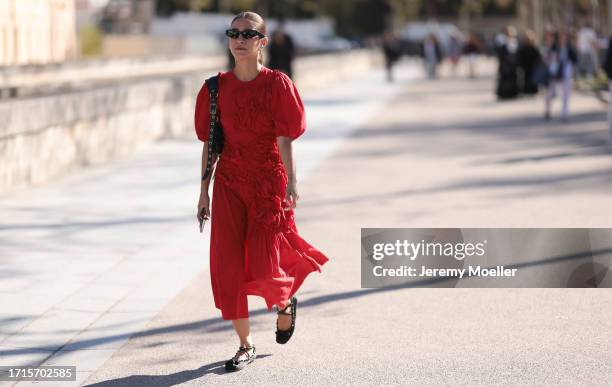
[604,36,612,79]
[267,20,295,79]
[603,36,612,141]
[382,31,402,82]
[495,26,520,100]
[516,29,542,95]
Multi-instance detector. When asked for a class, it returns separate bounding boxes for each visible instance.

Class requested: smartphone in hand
[198,208,208,233]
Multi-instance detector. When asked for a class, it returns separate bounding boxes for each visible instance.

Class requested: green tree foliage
[80,25,103,57]
[156,0,213,16]
[319,0,391,37]
[153,0,518,36]
[155,0,316,18]
[388,0,423,20]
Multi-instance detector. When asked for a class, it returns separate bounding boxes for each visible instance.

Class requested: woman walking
[194,11,329,372]
[544,30,577,122]
[495,26,519,100]
[516,29,542,95]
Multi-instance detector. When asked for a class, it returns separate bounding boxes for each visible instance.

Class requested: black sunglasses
[225,28,265,40]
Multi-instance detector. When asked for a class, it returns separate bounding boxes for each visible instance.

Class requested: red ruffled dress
[194,66,329,320]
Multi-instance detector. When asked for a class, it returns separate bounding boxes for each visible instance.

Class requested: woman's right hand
[197,193,211,222]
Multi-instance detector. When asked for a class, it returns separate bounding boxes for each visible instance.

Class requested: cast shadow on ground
[2,242,607,386]
[83,243,609,385]
[0,215,188,232]
[8,245,606,358]
[316,106,612,202]
[298,163,612,208]
[83,355,270,386]
[352,110,608,147]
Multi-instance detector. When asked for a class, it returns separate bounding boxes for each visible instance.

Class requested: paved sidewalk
[84,59,612,385]
[0,61,419,386]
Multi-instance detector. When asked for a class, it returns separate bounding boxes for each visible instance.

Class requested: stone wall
[0,49,381,194]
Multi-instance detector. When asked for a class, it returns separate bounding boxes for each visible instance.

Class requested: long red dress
[194,66,329,320]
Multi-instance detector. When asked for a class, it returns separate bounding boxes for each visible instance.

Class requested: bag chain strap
[202,78,219,181]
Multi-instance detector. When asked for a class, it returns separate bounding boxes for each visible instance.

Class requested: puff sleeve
[194,83,210,142]
[271,71,306,140]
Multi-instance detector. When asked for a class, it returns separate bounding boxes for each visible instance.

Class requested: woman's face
[228,18,267,62]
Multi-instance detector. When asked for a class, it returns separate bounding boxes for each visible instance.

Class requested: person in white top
[577,23,598,77]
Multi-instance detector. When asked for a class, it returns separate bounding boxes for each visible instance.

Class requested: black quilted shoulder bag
[201,74,224,181]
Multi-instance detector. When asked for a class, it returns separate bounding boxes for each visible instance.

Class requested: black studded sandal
[275,296,298,344]
[224,345,256,372]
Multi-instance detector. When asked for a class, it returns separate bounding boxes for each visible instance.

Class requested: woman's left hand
[284,180,299,211]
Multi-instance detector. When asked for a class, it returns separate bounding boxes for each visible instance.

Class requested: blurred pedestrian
[195,11,329,372]
[447,35,462,77]
[577,20,598,78]
[463,32,481,78]
[495,26,519,100]
[544,30,577,122]
[603,35,612,142]
[421,33,441,79]
[382,31,402,82]
[516,29,542,95]
[267,19,295,79]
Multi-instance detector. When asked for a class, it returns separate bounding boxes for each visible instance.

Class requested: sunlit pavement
[0,60,418,386]
[86,59,612,385]
[3,58,612,385]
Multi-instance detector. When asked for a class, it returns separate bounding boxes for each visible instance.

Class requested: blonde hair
[231,11,267,65]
